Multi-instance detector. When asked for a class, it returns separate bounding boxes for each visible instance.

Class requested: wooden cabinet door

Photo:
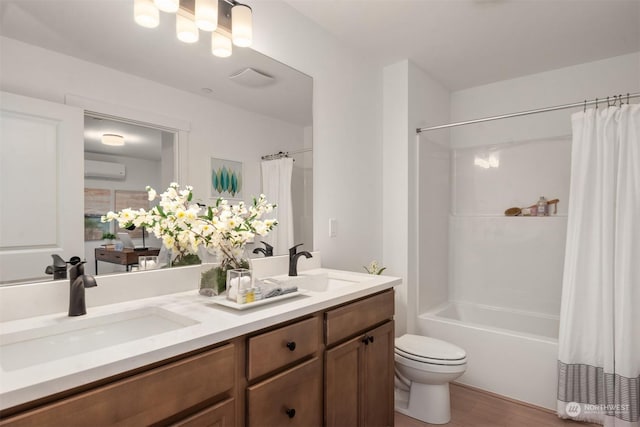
[325,320,394,427]
[362,321,394,427]
[325,336,362,427]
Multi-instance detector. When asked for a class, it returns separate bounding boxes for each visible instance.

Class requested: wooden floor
[395,384,600,427]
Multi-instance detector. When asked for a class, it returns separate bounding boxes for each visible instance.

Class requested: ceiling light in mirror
[195,0,218,32]
[101,134,125,146]
[212,32,232,58]
[134,0,159,28]
[154,0,178,13]
[231,4,252,47]
[176,13,199,43]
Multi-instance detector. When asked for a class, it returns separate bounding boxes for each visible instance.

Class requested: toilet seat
[395,334,466,366]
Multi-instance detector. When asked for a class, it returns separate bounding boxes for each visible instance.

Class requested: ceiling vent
[229,68,275,88]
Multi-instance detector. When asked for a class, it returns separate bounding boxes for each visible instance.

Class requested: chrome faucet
[288,244,312,277]
[68,259,97,317]
[252,241,274,257]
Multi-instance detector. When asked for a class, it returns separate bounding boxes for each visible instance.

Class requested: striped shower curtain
[557,104,640,426]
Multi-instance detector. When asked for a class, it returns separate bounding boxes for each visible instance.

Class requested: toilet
[394,334,467,424]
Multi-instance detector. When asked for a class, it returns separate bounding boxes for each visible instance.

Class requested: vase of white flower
[102,183,278,294]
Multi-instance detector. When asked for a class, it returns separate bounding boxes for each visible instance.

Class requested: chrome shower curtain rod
[261,147,312,161]
[416,92,640,133]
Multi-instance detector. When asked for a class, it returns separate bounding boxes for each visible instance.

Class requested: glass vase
[199,264,227,296]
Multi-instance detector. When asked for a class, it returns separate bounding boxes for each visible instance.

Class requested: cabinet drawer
[247,357,322,427]
[100,251,125,263]
[0,344,235,427]
[172,397,235,427]
[247,316,320,380]
[325,290,394,346]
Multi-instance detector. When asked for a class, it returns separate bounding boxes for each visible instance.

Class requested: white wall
[382,60,450,334]
[250,2,383,271]
[0,36,306,209]
[450,52,640,149]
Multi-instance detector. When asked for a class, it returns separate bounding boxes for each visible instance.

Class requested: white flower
[102,183,278,267]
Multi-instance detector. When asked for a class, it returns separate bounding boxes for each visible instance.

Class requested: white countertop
[0,268,399,411]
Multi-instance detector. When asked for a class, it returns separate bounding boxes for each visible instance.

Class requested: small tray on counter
[210,291,305,310]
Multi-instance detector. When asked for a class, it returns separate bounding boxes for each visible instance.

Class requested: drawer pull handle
[362,335,375,345]
[285,408,296,418]
[286,341,296,351]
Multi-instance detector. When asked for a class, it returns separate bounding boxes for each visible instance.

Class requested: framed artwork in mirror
[211,157,243,200]
[84,188,112,241]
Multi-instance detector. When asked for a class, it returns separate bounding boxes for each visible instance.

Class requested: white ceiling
[84,116,165,161]
[286,0,640,90]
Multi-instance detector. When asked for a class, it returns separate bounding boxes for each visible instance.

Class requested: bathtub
[417,301,559,410]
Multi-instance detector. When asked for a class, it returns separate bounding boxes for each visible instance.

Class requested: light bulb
[211,32,232,58]
[176,14,199,43]
[134,0,159,28]
[196,0,218,32]
[231,4,252,47]
[153,0,179,13]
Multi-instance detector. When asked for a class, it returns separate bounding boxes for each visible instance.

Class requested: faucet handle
[260,241,274,256]
[289,243,304,257]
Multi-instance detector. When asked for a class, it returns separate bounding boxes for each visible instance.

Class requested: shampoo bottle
[537,196,547,216]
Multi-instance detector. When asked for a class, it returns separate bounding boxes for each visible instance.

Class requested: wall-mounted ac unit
[84,160,126,180]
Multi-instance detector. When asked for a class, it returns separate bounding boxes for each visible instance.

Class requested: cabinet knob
[286,341,296,351]
[285,408,296,418]
[368,335,375,344]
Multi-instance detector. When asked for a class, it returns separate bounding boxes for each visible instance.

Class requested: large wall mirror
[0,0,313,283]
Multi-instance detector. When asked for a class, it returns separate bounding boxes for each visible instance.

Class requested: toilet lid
[395,334,466,362]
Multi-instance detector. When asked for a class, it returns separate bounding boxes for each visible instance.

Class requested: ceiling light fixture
[134,0,160,28]
[154,0,179,13]
[101,134,125,146]
[134,0,253,58]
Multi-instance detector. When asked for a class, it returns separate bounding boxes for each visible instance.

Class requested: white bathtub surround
[261,157,294,255]
[557,105,640,426]
[418,302,559,410]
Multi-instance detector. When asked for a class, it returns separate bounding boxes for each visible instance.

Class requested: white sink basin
[267,271,358,292]
[0,307,198,371]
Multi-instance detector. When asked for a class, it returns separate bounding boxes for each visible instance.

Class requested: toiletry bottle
[537,196,547,216]
[246,288,255,303]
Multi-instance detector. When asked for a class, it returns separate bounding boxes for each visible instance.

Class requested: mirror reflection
[0,0,313,284]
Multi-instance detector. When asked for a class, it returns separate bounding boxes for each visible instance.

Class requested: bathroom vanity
[0,267,399,426]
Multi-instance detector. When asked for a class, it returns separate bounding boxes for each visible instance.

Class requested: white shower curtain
[261,158,294,254]
[557,104,640,426]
